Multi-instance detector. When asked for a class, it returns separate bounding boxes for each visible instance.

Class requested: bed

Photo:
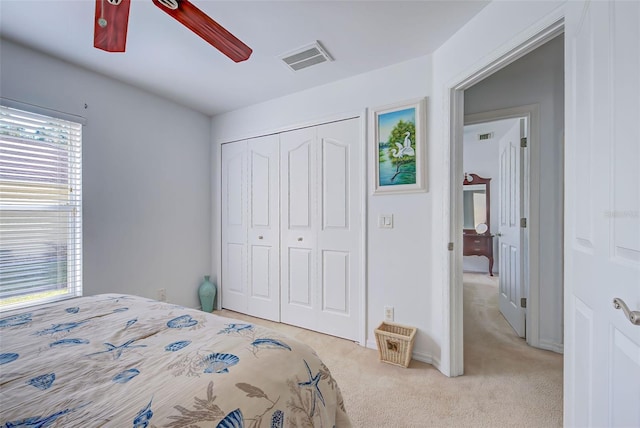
[0,294,351,427]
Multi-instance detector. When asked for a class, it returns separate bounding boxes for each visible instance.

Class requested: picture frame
[370,97,426,195]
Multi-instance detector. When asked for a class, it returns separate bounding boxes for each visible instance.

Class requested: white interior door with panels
[565,1,640,427]
[280,119,361,341]
[221,135,280,321]
[247,136,280,321]
[221,141,247,314]
[498,119,526,337]
[279,125,317,330]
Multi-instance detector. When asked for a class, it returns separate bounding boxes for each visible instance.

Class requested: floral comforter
[0,294,350,427]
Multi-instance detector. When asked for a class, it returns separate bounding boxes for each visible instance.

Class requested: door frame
[464,106,539,346]
[445,16,564,377]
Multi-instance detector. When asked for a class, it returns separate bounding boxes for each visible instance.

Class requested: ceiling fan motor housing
[157,0,179,10]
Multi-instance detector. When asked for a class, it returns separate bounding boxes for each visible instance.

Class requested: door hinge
[521,298,527,308]
[520,218,527,228]
[520,137,527,148]
[448,242,454,251]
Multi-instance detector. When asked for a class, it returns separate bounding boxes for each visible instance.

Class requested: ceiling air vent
[280,41,333,72]
[478,132,494,141]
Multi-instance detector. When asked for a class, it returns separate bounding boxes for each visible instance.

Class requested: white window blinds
[0,105,82,309]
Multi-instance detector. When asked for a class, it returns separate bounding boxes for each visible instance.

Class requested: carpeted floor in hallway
[219,272,563,427]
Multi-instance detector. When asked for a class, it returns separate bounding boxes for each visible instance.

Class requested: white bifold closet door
[280,118,361,340]
[221,135,280,321]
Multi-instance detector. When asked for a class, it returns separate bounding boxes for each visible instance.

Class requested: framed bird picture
[370,97,427,194]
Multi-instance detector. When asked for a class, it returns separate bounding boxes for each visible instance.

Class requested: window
[0,104,82,310]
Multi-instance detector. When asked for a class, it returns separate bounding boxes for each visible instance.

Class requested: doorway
[450,25,565,376]
[463,115,530,340]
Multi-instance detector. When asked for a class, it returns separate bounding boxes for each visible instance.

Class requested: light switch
[379,214,393,228]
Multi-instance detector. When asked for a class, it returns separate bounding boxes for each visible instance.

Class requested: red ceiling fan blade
[94,0,131,52]
[151,0,252,63]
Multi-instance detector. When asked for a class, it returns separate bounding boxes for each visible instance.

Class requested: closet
[220,118,362,340]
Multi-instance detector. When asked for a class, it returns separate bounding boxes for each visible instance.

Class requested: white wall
[210,55,442,364]
[464,35,564,350]
[0,39,212,309]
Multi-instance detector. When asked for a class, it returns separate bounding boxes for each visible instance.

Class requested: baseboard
[463,268,499,275]
[366,339,441,370]
[366,339,377,350]
[538,339,564,354]
[412,350,441,370]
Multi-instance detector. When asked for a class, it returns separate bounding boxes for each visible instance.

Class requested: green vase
[198,275,216,313]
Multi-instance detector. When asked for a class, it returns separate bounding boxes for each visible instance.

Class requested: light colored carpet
[219,273,563,427]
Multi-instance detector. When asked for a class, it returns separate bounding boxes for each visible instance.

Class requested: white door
[565,1,640,426]
[316,120,361,339]
[221,137,280,320]
[221,141,248,313]
[280,126,318,332]
[247,135,280,321]
[280,119,361,340]
[498,119,526,337]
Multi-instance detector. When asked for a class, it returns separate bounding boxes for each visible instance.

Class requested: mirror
[463,184,486,229]
[463,173,491,233]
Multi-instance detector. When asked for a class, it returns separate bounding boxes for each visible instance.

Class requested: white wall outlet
[378,214,394,228]
[157,288,167,302]
[384,306,394,321]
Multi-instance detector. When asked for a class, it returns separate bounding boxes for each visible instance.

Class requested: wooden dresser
[463,232,494,276]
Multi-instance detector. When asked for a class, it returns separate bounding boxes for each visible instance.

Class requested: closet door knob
[258,235,263,240]
[297,237,303,242]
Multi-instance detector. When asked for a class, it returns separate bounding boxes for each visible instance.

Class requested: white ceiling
[0,0,490,116]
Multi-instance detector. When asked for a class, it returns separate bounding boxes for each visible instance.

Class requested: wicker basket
[374,321,417,368]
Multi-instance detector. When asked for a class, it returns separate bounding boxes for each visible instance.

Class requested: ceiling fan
[93,0,252,62]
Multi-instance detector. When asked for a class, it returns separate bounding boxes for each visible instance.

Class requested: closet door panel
[221,141,248,313]
[317,119,361,340]
[288,142,313,229]
[250,246,270,297]
[247,135,280,321]
[288,248,313,307]
[322,140,349,230]
[250,151,271,226]
[280,127,318,331]
[322,250,349,314]
[225,244,245,294]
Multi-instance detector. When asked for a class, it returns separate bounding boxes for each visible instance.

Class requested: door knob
[494,232,503,237]
[258,235,263,240]
[613,298,640,325]
[297,237,303,242]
